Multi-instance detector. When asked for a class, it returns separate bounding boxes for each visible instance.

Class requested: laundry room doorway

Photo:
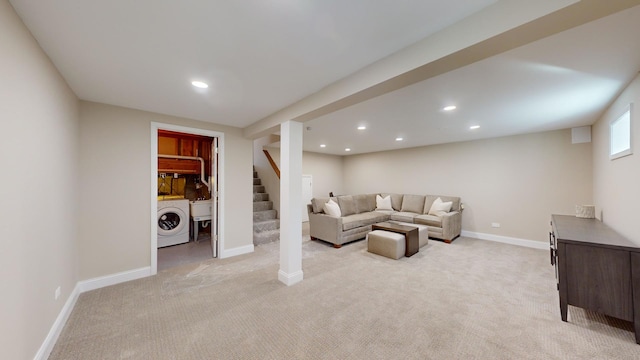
[150,123,224,274]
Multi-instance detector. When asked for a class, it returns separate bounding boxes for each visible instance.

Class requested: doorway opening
[150,123,224,274]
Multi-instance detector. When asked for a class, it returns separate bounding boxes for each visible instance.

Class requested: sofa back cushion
[366,194,377,212]
[353,194,374,214]
[381,193,403,211]
[337,195,357,216]
[401,194,425,214]
[311,197,330,213]
[423,195,461,214]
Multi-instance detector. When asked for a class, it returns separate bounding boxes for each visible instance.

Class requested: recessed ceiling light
[443,105,457,111]
[357,126,366,130]
[396,137,403,141]
[320,144,326,148]
[345,148,351,152]
[191,81,209,89]
[469,125,480,130]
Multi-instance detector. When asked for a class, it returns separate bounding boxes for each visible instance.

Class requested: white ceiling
[304,5,640,154]
[9,0,495,127]
[9,1,640,156]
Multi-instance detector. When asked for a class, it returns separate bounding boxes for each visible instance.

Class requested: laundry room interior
[157,129,218,271]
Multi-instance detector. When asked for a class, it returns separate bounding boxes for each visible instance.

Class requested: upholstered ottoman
[367,230,405,259]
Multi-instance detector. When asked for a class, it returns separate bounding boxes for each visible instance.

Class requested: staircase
[253,167,280,245]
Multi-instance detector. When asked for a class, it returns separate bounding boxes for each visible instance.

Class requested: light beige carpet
[49,236,640,359]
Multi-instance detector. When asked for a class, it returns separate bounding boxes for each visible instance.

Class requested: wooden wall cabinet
[551,214,640,344]
[158,130,213,175]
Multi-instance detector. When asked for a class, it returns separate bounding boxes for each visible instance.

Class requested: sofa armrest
[308,212,343,244]
[441,211,462,241]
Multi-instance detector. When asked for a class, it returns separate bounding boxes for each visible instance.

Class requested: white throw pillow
[323,199,342,217]
[375,195,393,211]
[428,197,453,217]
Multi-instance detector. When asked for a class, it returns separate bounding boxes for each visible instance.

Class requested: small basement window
[610,103,633,160]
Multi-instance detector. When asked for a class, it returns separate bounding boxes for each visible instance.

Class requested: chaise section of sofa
[307,193,462,248]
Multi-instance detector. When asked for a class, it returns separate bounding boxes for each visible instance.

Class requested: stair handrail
[263,149,280,179]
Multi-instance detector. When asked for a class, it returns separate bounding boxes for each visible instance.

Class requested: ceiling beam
[243,0,640,139]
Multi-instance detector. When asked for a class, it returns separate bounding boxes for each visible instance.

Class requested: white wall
[593,74,640,244]
[79,101,253,280]
[260,146,345,216]
[0,1,80,358]
[300,150,345,198]
[342,129,592,243]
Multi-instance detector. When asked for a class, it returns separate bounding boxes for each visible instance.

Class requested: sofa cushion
[414,214,442,227]
[353,194,373,214]
[323,199,342,217]
[381,193,403,211]
[337,195,356,216]
[424,195,461,214]
[311,197,330,214]
[376,194,393,211]
[374,210,396,216]
[342,212,389,231]
[401,194,425,214]
[428,197,453,217]
[390,211,419,223]
[366,194,377,212]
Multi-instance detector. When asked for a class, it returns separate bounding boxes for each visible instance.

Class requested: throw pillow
[323,199,342,217]
[428,197,453,217]
[381,193,403,211]
[376,195,393,211]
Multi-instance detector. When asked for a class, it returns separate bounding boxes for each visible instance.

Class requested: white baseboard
[219,244,254,259]
[37,246,259,359]
[461,230,547,250]
[77,267,151,293]
[34,283,81,360]
[36,267,152,359]
[278,269,304,286]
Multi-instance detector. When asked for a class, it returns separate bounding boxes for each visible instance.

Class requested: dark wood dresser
[550,214,640,344]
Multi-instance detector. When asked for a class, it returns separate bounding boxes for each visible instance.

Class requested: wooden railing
[263,149,280,179]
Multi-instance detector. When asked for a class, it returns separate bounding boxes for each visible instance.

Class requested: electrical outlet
[491,222,501,228]
[55,286,61,300]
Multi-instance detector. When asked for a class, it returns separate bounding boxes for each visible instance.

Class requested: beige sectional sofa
[307,193,462,248]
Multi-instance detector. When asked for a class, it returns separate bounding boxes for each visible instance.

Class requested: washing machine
[157,198,190,248]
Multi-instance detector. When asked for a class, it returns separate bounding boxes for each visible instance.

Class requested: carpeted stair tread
[253,209,277,221]
[253,201,273,212]
[253,193,269,202]
[253,229,280,245]
[252,169,279,246]
[254,219,280,232]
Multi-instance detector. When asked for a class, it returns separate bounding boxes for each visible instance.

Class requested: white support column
[278,120,304,286]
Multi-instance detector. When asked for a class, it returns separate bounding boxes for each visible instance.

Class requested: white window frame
[610,103,633,160]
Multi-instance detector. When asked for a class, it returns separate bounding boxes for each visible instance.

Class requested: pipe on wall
[158,154,211,191]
